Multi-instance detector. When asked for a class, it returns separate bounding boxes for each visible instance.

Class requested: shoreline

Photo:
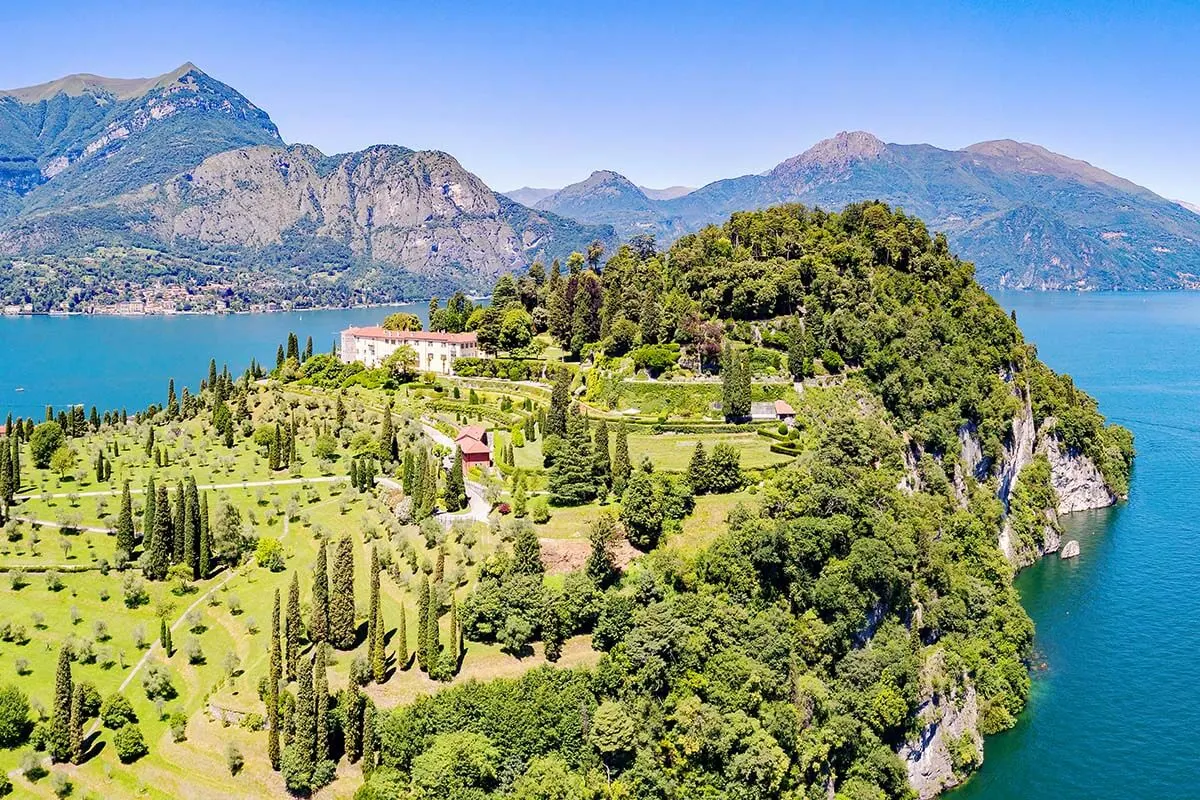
[0,300,432,318]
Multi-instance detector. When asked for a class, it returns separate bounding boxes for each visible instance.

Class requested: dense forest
[349,202,1133,799]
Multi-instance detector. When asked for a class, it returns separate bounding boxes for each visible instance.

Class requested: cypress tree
[70,683,84,764]
[444,448,466,511]
[50,646,73,763]
[368,547,387,681]
[361,701,377,779]
[335,394,345,433]
[612,420,631,496]
[721,342,736,420]
[424,583,439,674]
[294,654,315,774]
[416,576,430,672]
[344,686,364,763]
[330,536,356,649]
[286,573,301,682]
[311,543,329,643]
[592,418,611,492]
[548,370,570,436]
[379,405,393,459]
[199,491,211,577]
[287,332,300,362]
[513,527,544,576]
[447,594,460,673]
[145,484,172,580]
[172,481,186,563]
[0,443,13,513]
[184,478,200,578]
[733,351,752,418]
[434,548,445,584]
[304,335,313,362]
[9,436,20,493]
[513,472,528,518]
[394,604,407,674]
[548,408,596,506]
[402,448,414,494]
[160,615,172,656]
[268,588,281,770]
[142,476,156,548]
[314,646,329,761]
[688,441,711,495]
[270,423,282,471]
[209,358,218,388]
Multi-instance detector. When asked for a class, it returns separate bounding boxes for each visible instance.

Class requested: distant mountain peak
[771,131,887,177]
[1,62,207,103]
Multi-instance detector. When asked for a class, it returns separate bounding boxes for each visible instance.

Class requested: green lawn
[627,431,792,471]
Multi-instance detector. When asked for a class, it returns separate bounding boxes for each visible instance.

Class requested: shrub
[225,742,244,775]
[255,537,285,571]
[100,694,137,730]
[113,723,148,763]
[0,685,31,748]
[50,771,71,798]
[141,664,176,701]
[168,713,188,742]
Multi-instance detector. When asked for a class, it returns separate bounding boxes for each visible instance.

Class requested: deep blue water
[0,293,1195,797]
[954,292,1200,799]
[0,305,427,419]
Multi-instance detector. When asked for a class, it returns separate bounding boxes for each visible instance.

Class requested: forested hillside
[358,202,1133,799]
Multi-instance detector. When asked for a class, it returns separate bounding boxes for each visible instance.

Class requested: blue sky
[3,0,1198,201]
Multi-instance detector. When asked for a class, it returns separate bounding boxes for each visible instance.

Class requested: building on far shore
[339,326,482,375]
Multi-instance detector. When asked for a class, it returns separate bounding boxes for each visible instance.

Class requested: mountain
[538,132,1200,290]
[639,184,694,200]
[534,170,689,240]
[0,64,611,304]
[502,187,557,206]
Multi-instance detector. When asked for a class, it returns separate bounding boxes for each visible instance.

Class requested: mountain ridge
[535,131,1200,290]
[0,64,612,303]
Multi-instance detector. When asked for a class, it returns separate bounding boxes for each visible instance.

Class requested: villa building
[455,425,492,469]
[339,326,482,375]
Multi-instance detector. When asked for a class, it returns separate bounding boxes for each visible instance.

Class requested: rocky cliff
[904,383,1121,795]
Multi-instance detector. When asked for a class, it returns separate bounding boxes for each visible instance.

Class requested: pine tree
[416,576,430,672]
[199,491,211,577]
[314,646,329,761]
[50,646,73,763]
[70,683,84,764]
[286,573,301,682]
[268,588,282,770]
[548,407,596,506]
[310,543,329,643]
[688,441,711,495]
[513,527,544,575]
[612,420,632,496]
[361,701,377,779]
[330,536,356,649]
[172,481,185,563]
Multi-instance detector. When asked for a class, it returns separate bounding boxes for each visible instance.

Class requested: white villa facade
[339,326,482,375]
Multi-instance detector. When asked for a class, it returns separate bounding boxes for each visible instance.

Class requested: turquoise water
[956,292,1200,800]
[0,305,427,419]
[0,293,1195,797]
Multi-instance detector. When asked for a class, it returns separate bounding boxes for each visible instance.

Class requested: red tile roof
[457,437,491,455]
[774,400,795,415]
[456,425,487,443]
[344,326,477,344]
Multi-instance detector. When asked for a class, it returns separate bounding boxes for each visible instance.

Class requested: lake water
[0,305,428,419]
[0,293,1196,797]
[955,292,1200,800]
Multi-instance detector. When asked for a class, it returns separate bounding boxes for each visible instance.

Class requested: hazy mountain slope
[503,186,556,206]
[535,170,689,239]
[538,132,1200,289]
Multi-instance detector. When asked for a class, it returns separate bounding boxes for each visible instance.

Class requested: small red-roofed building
[455,426,492,468]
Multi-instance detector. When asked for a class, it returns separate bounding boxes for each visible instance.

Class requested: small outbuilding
[455,426,492,469]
